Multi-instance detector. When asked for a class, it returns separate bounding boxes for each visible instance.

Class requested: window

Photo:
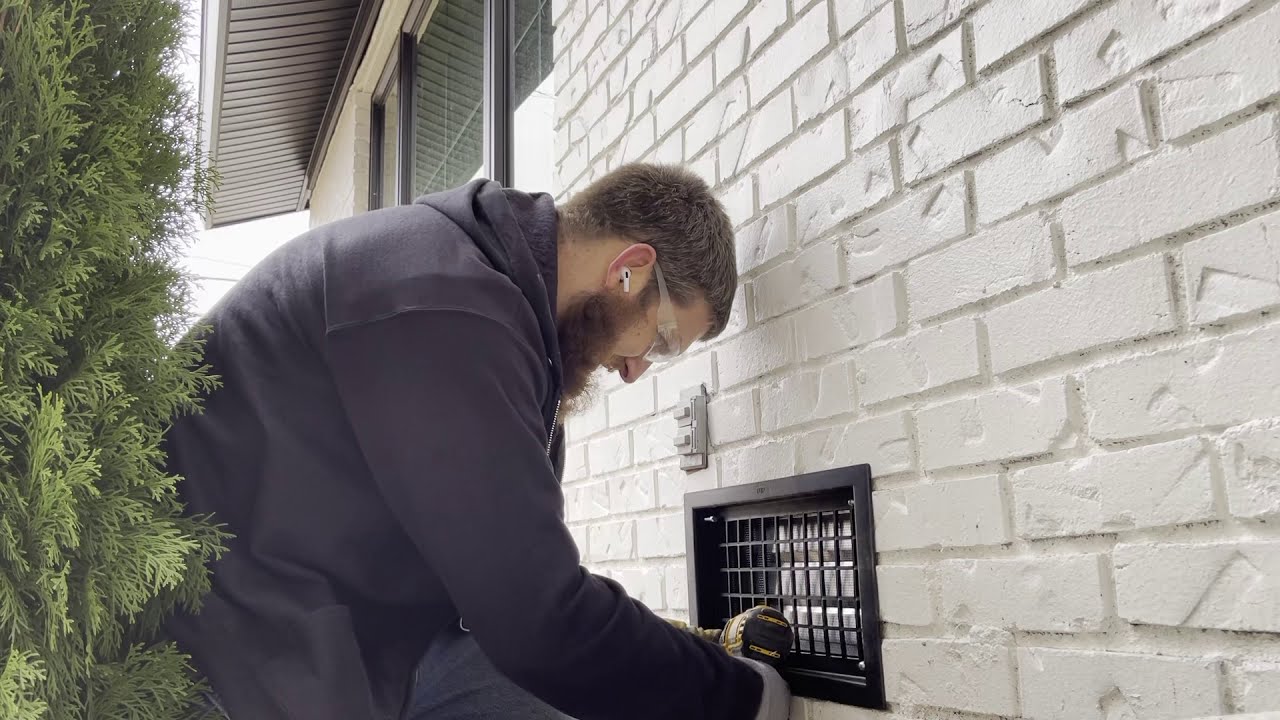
[684,464,886,709]
[370,0,554,208]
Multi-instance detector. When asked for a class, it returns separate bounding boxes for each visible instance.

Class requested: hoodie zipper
[546,396,561,456]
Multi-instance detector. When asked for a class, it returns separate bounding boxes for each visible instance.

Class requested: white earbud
[621,267,632,293]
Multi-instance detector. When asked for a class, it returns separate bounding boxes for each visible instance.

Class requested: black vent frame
[684,464,885,708]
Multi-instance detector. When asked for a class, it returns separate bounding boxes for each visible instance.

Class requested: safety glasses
[643,262,686,364]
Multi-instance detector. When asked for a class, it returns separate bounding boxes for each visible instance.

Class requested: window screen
[686,465,886,709]
[412,0,486,197]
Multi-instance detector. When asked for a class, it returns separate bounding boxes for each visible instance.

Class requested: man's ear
[605,242,657,293]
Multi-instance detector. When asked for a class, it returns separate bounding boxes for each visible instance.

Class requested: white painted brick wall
[1011,437,1215,538]
[974,84,1152,224]
[856,318,981,405]
[985,254,1176,373]
[905,211,1055,321]
[1220,419,1280,520]
[1114,540,1280,632]
[874,475,1011,550]
[900,58,1046,183]
[548,0,1280,716]
[937,555,1108,632]
[1183,211,1280,325]
[917,378,1073,470]
[883,639,1018,715]
[1019,648,1224,720]
[1055,0,1251,103]
[1062,113,1279,266]
[876,565,934,626]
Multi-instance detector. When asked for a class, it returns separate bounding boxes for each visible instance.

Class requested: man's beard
[556,289,644,416]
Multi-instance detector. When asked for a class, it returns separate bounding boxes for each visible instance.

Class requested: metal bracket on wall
[673,384,709,471]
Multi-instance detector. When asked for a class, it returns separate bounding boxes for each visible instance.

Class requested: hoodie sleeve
[323,307,765,720]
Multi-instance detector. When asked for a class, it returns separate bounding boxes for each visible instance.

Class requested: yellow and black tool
[667,605,794,668]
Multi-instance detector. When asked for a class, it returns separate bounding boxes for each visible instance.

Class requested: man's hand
[665,607,794,719]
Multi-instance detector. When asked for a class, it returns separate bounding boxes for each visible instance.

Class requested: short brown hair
[559,163,738,339]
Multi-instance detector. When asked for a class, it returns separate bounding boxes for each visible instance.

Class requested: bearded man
[163,163,791,720]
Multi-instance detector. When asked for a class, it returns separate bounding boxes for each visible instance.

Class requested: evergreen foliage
[0,0,228,716]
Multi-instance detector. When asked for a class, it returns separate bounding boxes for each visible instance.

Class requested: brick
[1159,3,1280,139]
[754,242,844,321]
[566,482,610,522]
[656,352,715,411]
[901,57,1046,182]
[737,204,793,276]
[971,0,1097,71]
[1115,540,1280,632]
[757,112,848,208]
[665,563,689,610]
[720,90,795,181]
[793,139,893,243]
[735,0,788,64]
[721,284,751,340]
[1184,211,1280,325]
[686,149,717,183]
[718,319,793,389]
[589,519,635,562]
[619,111,656,161]
[836,0,887,37]
[795,273,904,361]
[975,84,1152,224]
[987,255,1176,373]
[939,555,1107,632]
[714,23,750,84]
[1221,419,1280,520]
[857,318,980,405]
[1236,662,1280,713]
[847,27,966,150]
[568,397,607,440]
[1019,648,1223,720]
[1083,324,1280,441]
[902,0,978,46]
[796,412,915,476]
[685,78,749,157]
[719,439,796,487]
[876,565,933,626]
[564,442,589,484]
[588,428,632,473]
[637,513,686,558]
[633,415,677,465]
[1065,114,1279,265]
[874,475,1011,550]
[839,4,900,91]
[1012,437,1214,539]
[707,388,758,446]
[845,175,968,282]
[684,0,754,61]
[612,566,664,610]
[906,211,1055,321]
[657,463,718,509]
[608,377,656,426]
[1056,0,1252,103]
[651,131,683,166]
[609,470,657,514]
[918,378,1073,470]
[760,362,854,431]
[633,42,683,113]
[883,639,1017,715]
[719,174,755,226]
[747,2,830,103]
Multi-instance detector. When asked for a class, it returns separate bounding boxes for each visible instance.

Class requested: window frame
[370,0,528,207]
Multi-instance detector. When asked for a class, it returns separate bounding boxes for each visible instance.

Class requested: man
[164,163,791,719]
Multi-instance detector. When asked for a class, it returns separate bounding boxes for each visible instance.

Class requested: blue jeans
[404,623,574,720]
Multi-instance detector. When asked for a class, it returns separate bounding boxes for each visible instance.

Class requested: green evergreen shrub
[1,0,227,716]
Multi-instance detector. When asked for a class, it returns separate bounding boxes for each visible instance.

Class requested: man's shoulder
[318,203,535,341]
